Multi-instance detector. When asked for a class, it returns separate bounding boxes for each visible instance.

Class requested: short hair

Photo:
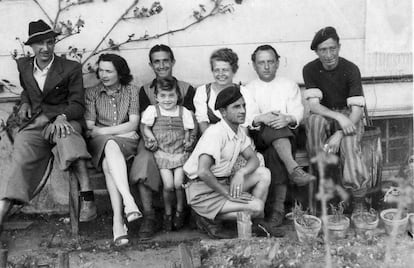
[154,77,182,104]
[251,45,280,62]
[149,44,175,63]
[96,53,133,86]
[210,48,239,73]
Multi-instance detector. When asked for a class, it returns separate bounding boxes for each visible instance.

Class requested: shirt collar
[99,83,123,95]
[218,120,242,141]
[33,55,55,73]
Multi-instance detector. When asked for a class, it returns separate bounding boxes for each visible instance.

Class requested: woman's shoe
[113,234,129,247]
[124,205,143,223]
[113,224,129,247]
[173,210,185,230]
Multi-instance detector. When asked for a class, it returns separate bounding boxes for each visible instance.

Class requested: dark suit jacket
[17,55,85,128]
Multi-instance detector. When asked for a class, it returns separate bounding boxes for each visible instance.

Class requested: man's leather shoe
[252,218,285,237]
[289,166,316,186]
[269,210,285,228]
[195,214,233,239]
[139,213,161,240]
[79,200,97,222]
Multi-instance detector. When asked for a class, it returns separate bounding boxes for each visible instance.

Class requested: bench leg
[67,168,80,236]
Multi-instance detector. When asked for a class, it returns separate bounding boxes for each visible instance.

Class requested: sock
[273,184,287,214]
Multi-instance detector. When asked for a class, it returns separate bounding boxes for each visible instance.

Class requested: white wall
[0,0,412,112]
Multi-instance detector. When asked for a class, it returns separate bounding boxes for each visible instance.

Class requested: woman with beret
[85,53,142,247]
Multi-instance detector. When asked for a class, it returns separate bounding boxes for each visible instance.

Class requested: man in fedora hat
[183,85,284,239]
[0,19,97,232]
[303,26,369,214]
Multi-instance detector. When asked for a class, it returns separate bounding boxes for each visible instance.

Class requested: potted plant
[380,208,409,235]
[292,201,322,242]
[326,201,350,239]
[351,208,379,234]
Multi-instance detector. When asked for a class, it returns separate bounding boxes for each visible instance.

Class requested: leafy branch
[12,0,238,74]
[81,0,234,67]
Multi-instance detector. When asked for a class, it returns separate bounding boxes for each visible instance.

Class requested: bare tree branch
[82,0,229,66]
[32,0,54,26]
[81,0,140,65]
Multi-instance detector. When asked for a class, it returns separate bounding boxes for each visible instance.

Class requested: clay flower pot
[351,211,379,234]
[294,215,322,242]
[380,208,408,235]
[326,215,350,239]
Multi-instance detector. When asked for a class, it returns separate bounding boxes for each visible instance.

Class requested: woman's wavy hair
[209,48,239,73]
[96,53,133,86]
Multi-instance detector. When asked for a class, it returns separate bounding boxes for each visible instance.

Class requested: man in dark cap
[0,20,97,232]
[183,85,284,239]
[303,26,369,213]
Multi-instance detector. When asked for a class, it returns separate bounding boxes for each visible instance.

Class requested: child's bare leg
[173,167,185,212]
[160,169,174,215]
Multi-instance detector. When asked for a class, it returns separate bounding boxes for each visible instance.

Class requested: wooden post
[178,243,194,268]
[67,167,80,236]
[0,249,7,268]
[58,251,69,268]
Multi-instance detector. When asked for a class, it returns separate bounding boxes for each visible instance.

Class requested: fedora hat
[24,19,59,45]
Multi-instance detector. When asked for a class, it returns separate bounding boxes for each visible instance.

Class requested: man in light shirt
[245,45,315,228]
[0,20,96,235]
[184,85,284,238]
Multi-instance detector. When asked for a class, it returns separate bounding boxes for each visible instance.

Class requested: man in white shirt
[245,45,315,227]
[184,85,284,238]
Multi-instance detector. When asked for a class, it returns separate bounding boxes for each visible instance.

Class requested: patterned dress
[152,105,189,169]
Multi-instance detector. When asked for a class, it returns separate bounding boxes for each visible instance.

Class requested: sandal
[125,204,143,223]
[125,211,142,223]
[113,224,129,247]
[113,234,129,247]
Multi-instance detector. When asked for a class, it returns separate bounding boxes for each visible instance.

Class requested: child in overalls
[141,78,195,231]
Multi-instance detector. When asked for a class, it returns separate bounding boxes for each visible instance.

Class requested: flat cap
[310,26,339,51]
[214,84,243,110]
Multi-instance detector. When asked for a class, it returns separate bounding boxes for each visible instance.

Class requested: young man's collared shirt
[33,55,55,91]
[245,76,304,127]
[183,120,251,179]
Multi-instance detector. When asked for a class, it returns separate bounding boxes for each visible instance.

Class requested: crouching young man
[183,85,284,239]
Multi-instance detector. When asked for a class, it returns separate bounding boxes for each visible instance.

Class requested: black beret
[214,85,243,110]
[310,26,340,51]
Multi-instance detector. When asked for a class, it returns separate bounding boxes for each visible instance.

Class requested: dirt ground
[1,212,206,268]
[2,209,414,268]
